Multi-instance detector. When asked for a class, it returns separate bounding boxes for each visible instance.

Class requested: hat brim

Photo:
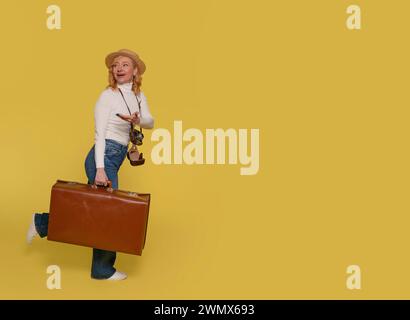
[105,51,146,75]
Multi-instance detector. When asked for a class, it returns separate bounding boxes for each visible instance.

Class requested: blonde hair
[106,58,143,95]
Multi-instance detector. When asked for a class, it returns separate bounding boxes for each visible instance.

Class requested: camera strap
[118,87,143,135]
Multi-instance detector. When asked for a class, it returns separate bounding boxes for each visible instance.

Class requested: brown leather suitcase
[47,180,151,255]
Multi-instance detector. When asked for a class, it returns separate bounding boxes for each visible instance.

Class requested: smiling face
[111,56,138,84]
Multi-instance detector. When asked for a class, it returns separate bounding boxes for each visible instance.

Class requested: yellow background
[0,0,409,299]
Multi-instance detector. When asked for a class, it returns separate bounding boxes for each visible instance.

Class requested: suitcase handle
[91,180,113,193]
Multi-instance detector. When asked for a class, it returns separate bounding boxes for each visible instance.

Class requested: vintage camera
[130,127,144,146]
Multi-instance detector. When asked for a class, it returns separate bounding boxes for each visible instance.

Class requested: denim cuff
[34,212,49,238]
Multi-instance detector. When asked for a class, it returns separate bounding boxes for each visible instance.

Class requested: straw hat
[105,49,146,74]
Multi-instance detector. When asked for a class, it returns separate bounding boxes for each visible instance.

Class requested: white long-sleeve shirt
[94,82,154,168]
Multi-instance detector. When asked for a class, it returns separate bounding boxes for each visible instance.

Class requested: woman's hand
[95,168,109,186]
[116,112,140,125]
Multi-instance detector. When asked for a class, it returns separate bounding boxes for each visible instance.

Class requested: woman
[26,49,154,281]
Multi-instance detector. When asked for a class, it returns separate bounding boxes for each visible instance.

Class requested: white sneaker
[26,214,38,244]
[107,271,127,281]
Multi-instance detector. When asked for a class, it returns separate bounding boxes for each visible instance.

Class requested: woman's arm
[117,91,154,128]
[138,91,154,129]
[94,90,112,169]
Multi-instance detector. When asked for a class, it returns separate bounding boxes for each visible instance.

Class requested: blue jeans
[34,139,129,279]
